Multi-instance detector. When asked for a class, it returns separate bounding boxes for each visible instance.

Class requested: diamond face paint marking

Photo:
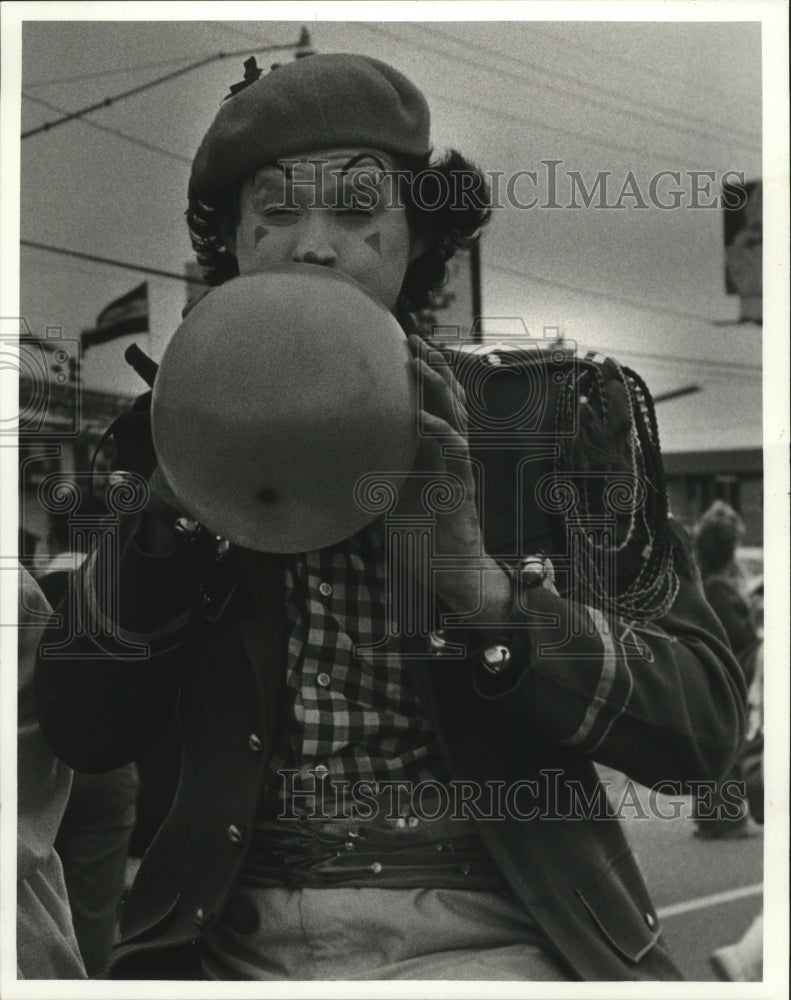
[254,224,270,244]
[364,232,381,255]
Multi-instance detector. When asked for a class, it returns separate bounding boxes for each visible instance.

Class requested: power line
[22,37,310,139]
[24,53,207,89]
[22,93,191,164]
[428,87,715,172]
[359,24,760,157]
[21,239,203,285]
[412,23,761,148]
[211,23,278,45]
[350,30,728,172]
[485,259,759,339]
[20,241,759,380]
[579,346,761,378]
[536,23,759,110]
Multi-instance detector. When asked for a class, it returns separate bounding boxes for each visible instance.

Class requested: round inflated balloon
[151,265,418,553]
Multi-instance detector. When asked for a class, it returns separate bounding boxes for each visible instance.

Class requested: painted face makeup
[229,150,416,311]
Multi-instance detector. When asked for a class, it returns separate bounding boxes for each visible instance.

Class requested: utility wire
[360,24,760,155]
[212,23,280,45]
[22,37,308,139]
[21,241,759,378]
[22,92,191,164]
[21,239,204,285]
[428,87,717,172]
[536,23,759,109]
[24,53,209,89]
[412,23,761,147]
[577,346,761,377]
[486,259,757,335]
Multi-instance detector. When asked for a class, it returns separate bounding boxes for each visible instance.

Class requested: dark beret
[190,53,431,199]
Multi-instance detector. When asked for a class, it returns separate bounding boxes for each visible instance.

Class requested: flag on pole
[81,282,149,349]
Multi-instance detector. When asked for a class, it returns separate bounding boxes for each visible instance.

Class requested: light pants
[200,885,570,980]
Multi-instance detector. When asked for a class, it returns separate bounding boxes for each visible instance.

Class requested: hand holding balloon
[401,335,513,622]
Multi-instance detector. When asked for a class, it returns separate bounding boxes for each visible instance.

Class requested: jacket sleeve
[463,559,747,790]
[34,513,203,774]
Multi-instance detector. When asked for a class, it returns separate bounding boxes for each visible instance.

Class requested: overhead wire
[24,53,211,89]
[21,239,203,285]
[359,23,761,155]
[412,22,761,146]
[536,23,759,108]
[20,244,760,381]
[22,38,307,139]
[429,89,715,171]
[210,23,279,45]
[22,93,191,164]
[353,27,738,171]
[574,347,761,377]
[485,260,759,338]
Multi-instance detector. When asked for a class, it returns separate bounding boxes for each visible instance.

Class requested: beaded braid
[186,184,240,287]
[553,355,679,624]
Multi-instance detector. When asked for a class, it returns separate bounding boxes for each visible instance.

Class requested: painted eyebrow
[338,153,387,175]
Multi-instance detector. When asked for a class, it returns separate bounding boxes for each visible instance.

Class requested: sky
[6,7,783,454]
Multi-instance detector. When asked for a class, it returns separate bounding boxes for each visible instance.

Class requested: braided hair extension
[553,355,680,624]
[186,185,241,287]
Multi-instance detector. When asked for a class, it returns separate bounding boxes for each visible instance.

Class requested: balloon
[152,265,418,553]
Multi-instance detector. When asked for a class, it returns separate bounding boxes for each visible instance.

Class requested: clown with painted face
[36,53,746,982]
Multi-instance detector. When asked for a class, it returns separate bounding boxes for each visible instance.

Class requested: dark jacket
[702,572,759,683]
[35,353,746,981]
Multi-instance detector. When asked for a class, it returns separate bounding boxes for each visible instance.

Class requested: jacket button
[174,517,201,539]
[197,585,211,609]
[428,629,450,654]
[194,907,213,929]
[519,555,547,588]
[227,824,245,846]
[644,912,656,929]
[248,733,263,752]
[480,644,511,674]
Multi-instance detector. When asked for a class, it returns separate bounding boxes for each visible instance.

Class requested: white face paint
[228,148,419,311]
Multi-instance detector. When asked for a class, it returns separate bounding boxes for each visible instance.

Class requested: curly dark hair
[185,149,491,312]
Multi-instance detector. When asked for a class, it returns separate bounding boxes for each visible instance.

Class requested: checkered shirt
[262,519,448,811]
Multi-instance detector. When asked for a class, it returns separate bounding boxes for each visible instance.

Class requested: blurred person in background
[695,501,758,674]
[692,501,760,839]
[710,578,764,981]
[17,564,86,979]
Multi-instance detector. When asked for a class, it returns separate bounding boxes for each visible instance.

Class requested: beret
[190,53,431,200]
